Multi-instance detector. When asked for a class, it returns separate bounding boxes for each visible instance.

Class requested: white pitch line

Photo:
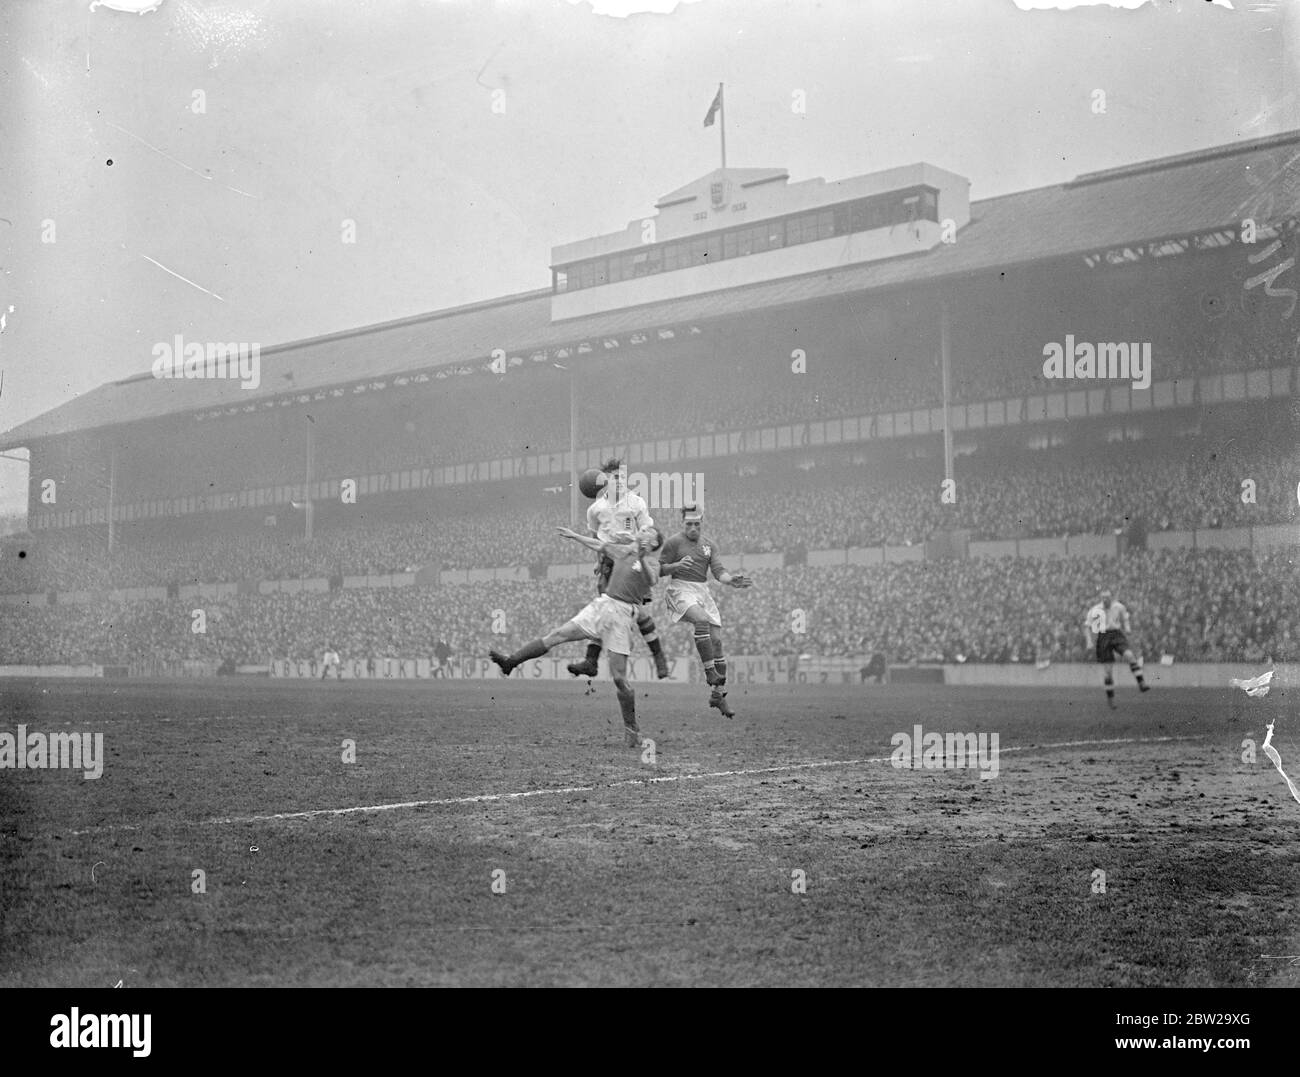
[64,734,1204,836]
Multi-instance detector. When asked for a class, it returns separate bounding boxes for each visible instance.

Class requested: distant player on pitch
[490,525,665,748]
[1084,588,1150,709]
[568,459,671,681]
[658,505,752,718]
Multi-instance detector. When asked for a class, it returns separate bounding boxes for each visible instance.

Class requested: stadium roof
[5,128,1299,450]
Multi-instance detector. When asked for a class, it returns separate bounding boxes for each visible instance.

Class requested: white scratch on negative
[1262,721,1300,806]
[22,58,50,88]
[63,734,1203,836]
[140,255,225,301]
[104,121,259,198]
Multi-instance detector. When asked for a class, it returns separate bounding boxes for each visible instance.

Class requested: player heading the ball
[490,525,666,748]
[568,459,670,681]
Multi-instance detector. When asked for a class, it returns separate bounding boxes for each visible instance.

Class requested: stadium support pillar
[107,441,116,553]
[940,299,954,485]
[569,367,578,527]
[304,418,315,542]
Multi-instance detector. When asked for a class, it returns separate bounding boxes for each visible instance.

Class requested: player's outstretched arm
[556,526,603,553]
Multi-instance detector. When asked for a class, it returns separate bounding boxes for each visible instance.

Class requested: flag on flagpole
[703,84,723,127]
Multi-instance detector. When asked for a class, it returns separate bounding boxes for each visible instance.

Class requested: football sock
[714,656,727,687]
[1104,672,1114,701]
[509,639,548,668]
[1129,662,1145,687]
[638,616,662,654]
[693,625,714,666]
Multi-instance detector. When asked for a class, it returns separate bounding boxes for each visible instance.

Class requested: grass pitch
[1,676,1297,987]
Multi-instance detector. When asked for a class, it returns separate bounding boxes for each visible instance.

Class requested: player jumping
[567,459,671,681]
[1084,588,1150,709]
[490,525,665,748]
[658,505,752,718]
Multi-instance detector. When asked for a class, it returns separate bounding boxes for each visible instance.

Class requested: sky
[0,0,1294,514]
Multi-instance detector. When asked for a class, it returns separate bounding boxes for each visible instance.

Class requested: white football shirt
[1085,601,1129,635]
[586,490,653,544]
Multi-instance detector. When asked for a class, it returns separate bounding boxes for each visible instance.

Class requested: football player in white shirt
[320,646,342,680]
[1084,588,1149,709]
[568,460,671,680]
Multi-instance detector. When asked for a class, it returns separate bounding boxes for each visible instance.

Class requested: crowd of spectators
[2,548,1293,669]
[5,435,1294,592]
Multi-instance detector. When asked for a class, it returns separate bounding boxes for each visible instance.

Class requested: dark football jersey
[605,546,656,605]
[660,532,725,583]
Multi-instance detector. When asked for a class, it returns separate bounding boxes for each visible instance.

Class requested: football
[578,468,609,499]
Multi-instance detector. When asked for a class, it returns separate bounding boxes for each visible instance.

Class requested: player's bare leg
[492,623,589,676]
[1103,663,1117,709]
[608,652,641,747]
[707,624,735,718]
[1123,648,1150,692]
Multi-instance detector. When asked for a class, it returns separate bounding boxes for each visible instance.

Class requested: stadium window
[690,237,709,266]
[631,247,661,277]
[578,262,596,289]
[723,231,738,259]
[663,242,684,271]
[554,269,568,293]
[921,189,938,221]
[737,226,755,255]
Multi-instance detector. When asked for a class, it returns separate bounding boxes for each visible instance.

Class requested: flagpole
[719,82,726,169]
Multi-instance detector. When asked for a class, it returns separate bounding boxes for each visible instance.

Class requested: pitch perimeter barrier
[943,661,1297,689]
[0,664,103,677]
[269,654,691,682]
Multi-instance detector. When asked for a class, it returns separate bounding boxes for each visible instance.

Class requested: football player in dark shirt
[658,506,752,718]
[490,526,664,748]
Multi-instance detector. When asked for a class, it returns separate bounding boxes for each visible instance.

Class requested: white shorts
[569,594,639,656]
[665,580,721,627]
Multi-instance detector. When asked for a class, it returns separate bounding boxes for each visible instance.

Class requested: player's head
[638,525,664,553]
[682,505,703,540]
[1100,588,1113,605]
[602,458,625,499]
